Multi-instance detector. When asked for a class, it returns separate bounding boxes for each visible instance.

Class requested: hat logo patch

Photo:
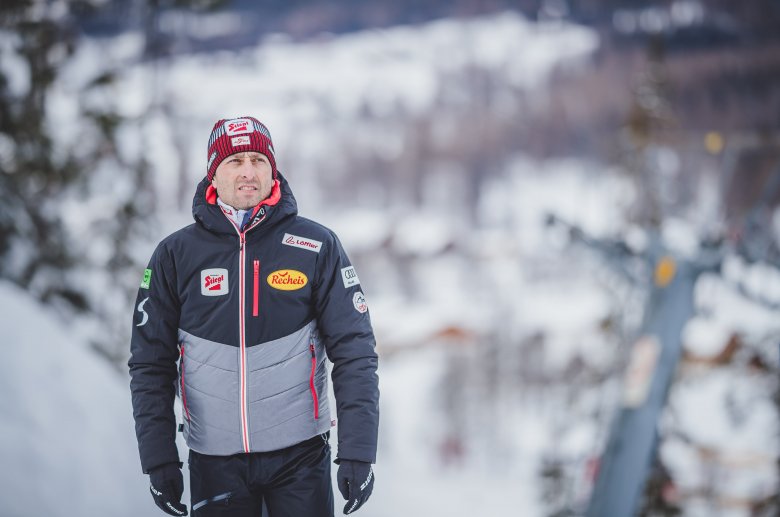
[201,268,229,296]
[267,269,308,291]
[231,135,251,147]
[225,119,252,136]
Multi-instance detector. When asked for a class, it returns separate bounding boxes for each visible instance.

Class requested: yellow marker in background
[654,256,676,287]
[704,131,724,154]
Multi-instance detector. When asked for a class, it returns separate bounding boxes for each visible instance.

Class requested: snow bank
[0,281,153,517]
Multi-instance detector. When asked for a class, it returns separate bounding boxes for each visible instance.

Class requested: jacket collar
[192,171,298,236]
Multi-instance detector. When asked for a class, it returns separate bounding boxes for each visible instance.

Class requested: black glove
[149,462,188,516]
[337,460,375,514]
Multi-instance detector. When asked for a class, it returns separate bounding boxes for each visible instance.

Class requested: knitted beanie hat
[206,116,277,181]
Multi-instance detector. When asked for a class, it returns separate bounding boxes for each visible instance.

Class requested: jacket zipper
[222,208,267,454]
[309,342,319,419]
[253,259,260,317]
[180,344,190,422]
[238,232,250,452]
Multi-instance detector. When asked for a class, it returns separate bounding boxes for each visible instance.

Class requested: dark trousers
[189,433,334,517]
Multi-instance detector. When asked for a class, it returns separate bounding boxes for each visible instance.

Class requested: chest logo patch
[267,269,308,291]
[201,268,229,296]
[282,233,322,253]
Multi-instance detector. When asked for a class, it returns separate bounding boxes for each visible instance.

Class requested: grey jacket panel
[247,320,331,450]
[178,321,331,455]
[177,329,241,455]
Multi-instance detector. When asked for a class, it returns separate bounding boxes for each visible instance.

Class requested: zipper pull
[239,233,245,250]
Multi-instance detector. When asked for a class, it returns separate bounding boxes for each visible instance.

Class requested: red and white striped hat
[206,116,277,181]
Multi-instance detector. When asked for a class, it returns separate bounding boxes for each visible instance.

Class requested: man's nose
[237,160,255,177]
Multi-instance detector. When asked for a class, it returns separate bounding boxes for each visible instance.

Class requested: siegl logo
[267,269,308,291]
[201,268,229,296]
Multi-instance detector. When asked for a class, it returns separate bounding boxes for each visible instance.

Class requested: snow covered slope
[0,281,152,517]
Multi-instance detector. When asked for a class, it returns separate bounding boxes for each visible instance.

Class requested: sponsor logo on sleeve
[282,233,322,253]
[341,266,360,288]
[201,268,229,296]
[353,291,368,313]
[141,268,152,289]
[267,269,308,291]
[225,118,252,136]
[136,297,150,327]
[231,135,251,147]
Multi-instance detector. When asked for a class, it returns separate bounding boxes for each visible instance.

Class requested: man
[129,116,379,517]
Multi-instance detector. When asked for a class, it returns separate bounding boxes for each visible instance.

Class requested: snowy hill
[0,281,152,516]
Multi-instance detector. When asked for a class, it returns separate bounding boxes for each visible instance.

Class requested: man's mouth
[238,185,258,191]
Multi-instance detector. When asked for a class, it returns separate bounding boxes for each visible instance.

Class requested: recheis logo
[201,268,229,296]
[282,233,322,253]
[267,269,308,291]
[225,119,252,136]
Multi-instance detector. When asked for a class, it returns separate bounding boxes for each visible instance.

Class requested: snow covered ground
[0,281,150,516]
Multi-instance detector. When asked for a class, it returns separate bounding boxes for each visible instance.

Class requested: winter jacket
[129,173,379,474]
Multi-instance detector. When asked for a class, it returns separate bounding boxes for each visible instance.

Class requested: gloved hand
[149,462,188,516]
[337,460,375,514]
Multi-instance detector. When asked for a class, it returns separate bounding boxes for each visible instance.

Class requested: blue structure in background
[585,254,704,517]
[546,214,725,516]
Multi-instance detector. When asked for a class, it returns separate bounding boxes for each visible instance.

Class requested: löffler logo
[267,269,308,291]
[282,233,322,253]
[201,268,229,296]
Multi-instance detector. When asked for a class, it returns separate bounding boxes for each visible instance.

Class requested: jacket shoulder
[153,223,200,257]
[285,216,339,244]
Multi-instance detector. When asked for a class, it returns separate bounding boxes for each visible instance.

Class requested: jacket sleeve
[128,242,182,473]
[313,232,379,464]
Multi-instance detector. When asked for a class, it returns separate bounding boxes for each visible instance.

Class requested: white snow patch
[0,281,153,517]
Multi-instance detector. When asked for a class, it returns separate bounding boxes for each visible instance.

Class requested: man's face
[212,152,274,210]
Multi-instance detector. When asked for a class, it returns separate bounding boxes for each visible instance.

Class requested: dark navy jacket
[129,173,379,473]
